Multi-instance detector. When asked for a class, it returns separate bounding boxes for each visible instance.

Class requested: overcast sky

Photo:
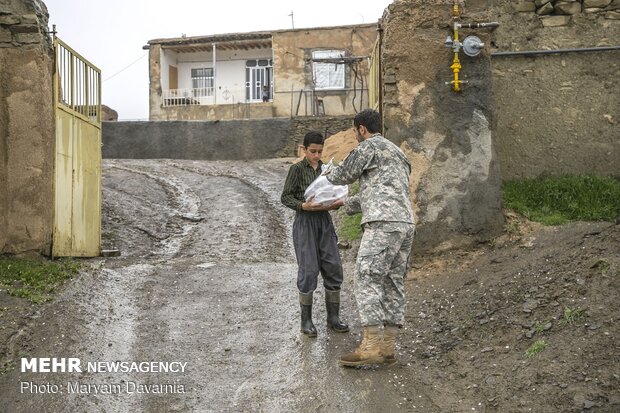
[44,0,394,120]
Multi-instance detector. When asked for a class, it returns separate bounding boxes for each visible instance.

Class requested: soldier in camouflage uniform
[326,109,415,366]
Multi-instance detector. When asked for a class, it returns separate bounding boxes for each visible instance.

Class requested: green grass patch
[0,257,81,304]
[338,213,362,241]
[534,321,545,334]
[503,220,520,235]
[525,340,547,357]
[348,181,360,196]
[560,306,586,325]
[335,181,362,241]
[591,259,611,275]
[502,175,620,225]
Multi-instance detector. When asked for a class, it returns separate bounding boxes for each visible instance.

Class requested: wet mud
[1,159,618,412]
[0,159,417,413]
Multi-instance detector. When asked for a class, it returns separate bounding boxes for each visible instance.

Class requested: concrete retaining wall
[103,119,293,160]
[102,116,354,160]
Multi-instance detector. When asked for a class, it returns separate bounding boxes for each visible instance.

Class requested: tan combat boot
[381,325,400,365]
[339,325,384,367]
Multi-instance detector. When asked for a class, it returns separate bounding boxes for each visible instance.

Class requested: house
[144,23,378,121]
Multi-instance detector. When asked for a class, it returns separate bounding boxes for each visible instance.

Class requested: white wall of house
[161,47,272,104]
[160,49,179,91]
[213,60,246,104]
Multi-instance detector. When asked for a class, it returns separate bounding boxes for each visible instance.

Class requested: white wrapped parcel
[304,162,348,207]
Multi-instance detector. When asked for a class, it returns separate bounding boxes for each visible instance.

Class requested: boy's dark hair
[353,109,382,134]
[303,131,324,148]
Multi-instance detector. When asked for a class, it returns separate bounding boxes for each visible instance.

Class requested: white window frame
[191,67,214,97]
[312,50,345,90]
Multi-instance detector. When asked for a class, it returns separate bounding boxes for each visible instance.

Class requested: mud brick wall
[381,0,505,252]
[0,0,54,255]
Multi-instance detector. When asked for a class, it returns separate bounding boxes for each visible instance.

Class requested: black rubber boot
[299,292,317,337]
[325,289,349,333]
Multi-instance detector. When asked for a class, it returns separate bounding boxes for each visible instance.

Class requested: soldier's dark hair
[354,109,382,134]
[303,130,324,148]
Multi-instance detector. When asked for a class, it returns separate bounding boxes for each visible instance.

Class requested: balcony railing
[162,87,214,107]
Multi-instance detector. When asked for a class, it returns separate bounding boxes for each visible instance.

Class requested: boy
[281,131,349,337]
[261,85,269,102]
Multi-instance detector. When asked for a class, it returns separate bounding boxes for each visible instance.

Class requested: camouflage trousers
[355,221,415,326]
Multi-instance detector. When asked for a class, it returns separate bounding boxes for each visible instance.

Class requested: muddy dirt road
[2,159,618,413]
[1,159,428,413]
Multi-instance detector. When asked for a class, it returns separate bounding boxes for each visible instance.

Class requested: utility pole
[288,10,294,29]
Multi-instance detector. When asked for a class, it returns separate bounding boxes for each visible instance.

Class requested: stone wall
[103,119,294,160]
[0,0,54,255]
[513,0,620,24]
[492,0,620,179]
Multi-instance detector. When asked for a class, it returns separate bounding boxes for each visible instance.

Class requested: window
[245,60,273,101]
[191,68,213,97]
[246,59,273,67]
[312,50,345,90]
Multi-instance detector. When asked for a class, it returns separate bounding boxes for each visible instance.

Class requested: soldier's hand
[327,199,344,210]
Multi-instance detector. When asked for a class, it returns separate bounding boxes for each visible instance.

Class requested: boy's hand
[303,198,344,211]
[302,196,323,211]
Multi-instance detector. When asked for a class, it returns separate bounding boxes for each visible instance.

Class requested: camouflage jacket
[326,134,414,225]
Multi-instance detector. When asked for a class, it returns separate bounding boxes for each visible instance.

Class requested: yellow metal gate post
[52,37,102,257]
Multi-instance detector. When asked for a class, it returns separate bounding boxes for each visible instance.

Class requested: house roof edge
[147,22,378,46]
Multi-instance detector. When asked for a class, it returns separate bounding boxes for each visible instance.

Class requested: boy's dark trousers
[293,210,349,335]
[293,211,342,293]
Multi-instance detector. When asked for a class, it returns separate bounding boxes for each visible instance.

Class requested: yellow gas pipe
[446,2,499,92]
[450,1,463,92]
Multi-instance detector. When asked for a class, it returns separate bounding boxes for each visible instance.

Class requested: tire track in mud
[64,264,154,413]
[161,160,291,262]
[100,159,302,411]
[105,162,203,259]
[106,159,290,263]
[59,162,205,412]
[5,162,208,413]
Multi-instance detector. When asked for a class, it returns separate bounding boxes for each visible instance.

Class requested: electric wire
[103,53,148,82]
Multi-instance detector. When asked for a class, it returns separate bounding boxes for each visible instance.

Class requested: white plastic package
[304,159,349,207]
